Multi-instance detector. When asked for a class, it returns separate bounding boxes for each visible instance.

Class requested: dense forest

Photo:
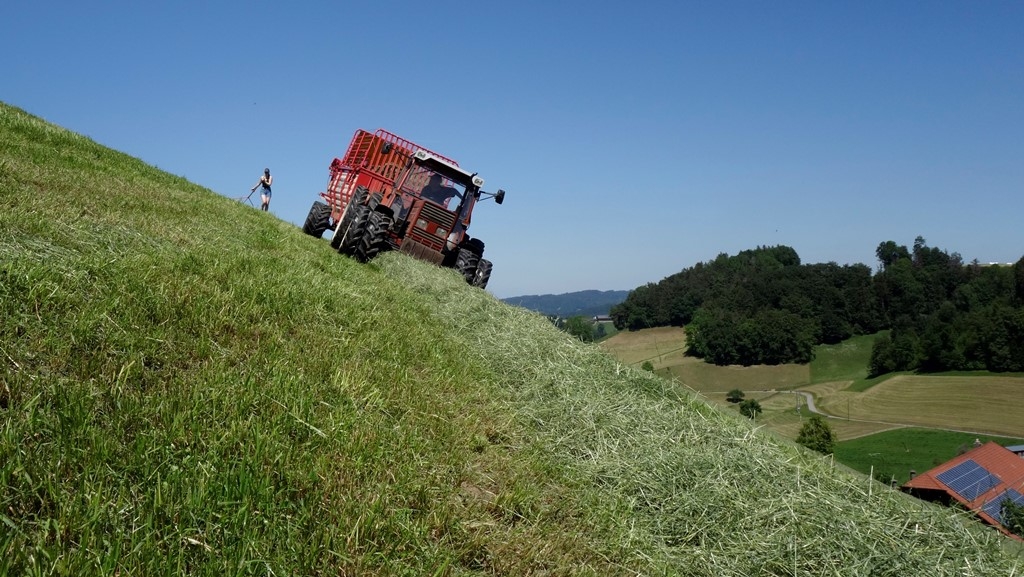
[610,239,1024,372]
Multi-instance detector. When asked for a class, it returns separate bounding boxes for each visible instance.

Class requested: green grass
[3,101,1024,575]
[836,428,1024,486]
[593,321,619,342]
[809,332,881,384]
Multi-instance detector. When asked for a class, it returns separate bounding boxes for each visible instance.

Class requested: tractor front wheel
[454,248,480,284]
[472,259,493,289]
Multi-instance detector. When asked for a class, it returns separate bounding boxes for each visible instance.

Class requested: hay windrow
[378,253,1024,575]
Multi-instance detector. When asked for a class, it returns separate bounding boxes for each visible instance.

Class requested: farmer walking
[251,168,273,211]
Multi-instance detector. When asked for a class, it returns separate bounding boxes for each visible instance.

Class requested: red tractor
[302,129,504,288]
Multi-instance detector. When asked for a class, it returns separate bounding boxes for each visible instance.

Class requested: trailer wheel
[338,203,370,256]
[302,201,331,238]
[472,259,492,289]
[454,247,480,284]
[355,211,393,262]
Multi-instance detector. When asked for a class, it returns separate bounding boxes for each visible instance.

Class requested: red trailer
[302,129,504,288]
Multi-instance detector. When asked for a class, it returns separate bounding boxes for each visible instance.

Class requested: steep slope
[1,102,1021,575]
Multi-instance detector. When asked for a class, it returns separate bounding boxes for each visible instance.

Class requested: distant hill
[502,289,629,318]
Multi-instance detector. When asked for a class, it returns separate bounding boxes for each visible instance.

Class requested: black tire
[333,187,371,253]
[350,186,369,206]
[454,247,480,284]
[329,219,344,250]
[463,237,485,254]
[302,201,331,238]
[338,204,370,257]
[367,192,383,210]
[472,259,493,289]
[354,211,393,263]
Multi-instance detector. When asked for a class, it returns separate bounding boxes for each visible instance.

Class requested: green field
[835,428,1024,485]
[809,333,882,385]
[601,326,1024,455]
[4,101,1023,575]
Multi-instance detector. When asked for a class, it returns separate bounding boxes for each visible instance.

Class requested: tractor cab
[389,151,482,222]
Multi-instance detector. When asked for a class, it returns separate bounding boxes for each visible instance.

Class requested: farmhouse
[902,442,1024,539]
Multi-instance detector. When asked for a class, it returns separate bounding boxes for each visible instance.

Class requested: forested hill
[502,289,628,318]
[610,243,1024,371]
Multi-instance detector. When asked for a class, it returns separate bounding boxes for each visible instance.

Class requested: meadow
[834,428,1024,486]
[3,101,1023,575]
[600,325,1024,449]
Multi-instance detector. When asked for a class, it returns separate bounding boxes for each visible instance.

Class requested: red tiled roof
[903,442,1024,538]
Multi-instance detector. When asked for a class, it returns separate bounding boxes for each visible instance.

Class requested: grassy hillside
[2,102,1022,575]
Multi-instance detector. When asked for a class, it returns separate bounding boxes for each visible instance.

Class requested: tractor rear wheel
[472,259,493,289]
[333,188,370,254]
[329,220,344,250]
[454,247,480,284]
[367,192,383,210]
[350,186,369,206]
[355,211,393,262]
[338,204,370,257]
[302,201,331,238]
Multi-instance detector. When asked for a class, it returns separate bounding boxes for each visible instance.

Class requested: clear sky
[6,1,1023,298]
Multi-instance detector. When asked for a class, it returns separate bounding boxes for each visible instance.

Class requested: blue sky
[5,1,1023,298]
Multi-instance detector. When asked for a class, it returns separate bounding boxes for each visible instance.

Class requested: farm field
[598,326,685,365]
[814,375,1024,438]
[835,428,1024,486]
[601,327,1024,441]
[599,327,810,393]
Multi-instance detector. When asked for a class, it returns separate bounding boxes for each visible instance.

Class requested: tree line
[610,239,1024,373]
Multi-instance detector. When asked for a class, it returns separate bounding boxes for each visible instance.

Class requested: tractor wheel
[302,201,331,238]
[351,186,369,206]
[367,192,383,210]
[333,188,370,254]
[338,203,370,257]
[355,211,393,263]
[472,259,493,289]
[463,237,485,254]
[329,220,344,250]
[454,247,480,284]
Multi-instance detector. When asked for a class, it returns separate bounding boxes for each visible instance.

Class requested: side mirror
[381,142,393,154]
[494,189,505,205]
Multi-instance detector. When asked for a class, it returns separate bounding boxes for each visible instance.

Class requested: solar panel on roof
[937,460,976,480]
[981,489,1024,524]
[935,459,1001,501]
